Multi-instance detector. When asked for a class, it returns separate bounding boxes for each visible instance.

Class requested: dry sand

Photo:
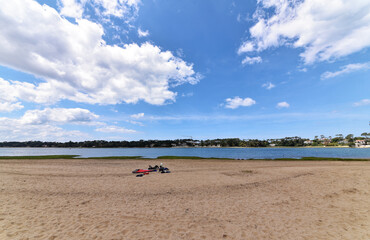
[0,158,369,240]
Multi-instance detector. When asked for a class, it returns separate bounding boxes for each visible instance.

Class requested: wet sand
[0,158,369,239]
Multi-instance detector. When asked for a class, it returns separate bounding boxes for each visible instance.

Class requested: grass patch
[83,156,142,159]
[0,155,143,160]
[273,157,369,161]
[241,170,253,174]
[0,155,79,159]
[157,156,205,159]
[156,155,234,160]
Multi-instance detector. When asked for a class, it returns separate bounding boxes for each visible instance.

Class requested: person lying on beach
[148,165,159,170]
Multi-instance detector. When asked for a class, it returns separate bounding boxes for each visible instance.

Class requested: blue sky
[0,0,369,141]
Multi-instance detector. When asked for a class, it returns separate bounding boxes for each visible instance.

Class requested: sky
[0,0,369,141]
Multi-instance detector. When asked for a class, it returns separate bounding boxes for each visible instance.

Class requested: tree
[336,134,343,139]
[330,134,344,144]
[345,134,354,140]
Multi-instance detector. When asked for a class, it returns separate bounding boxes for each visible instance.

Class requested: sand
[0,158,369,240]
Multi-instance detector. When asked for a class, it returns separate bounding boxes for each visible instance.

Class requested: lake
[0,147,369,159]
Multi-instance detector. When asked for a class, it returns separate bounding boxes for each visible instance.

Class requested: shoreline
[0,145,357,149]
[0,155,369,161]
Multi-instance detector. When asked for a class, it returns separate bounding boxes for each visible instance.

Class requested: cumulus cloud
[262,82,275,90]
[138,28,149,37]
[224,97,256,109]
[354,99,370,107]
[0,117,89,141]
[20,108,98,125]
[59,0,84,18]
[0,107,137,140]
[239,0,370,64]
[0,78,26,112]
[321,62,370,80]
[0,102,23,112]
[276,101,290,108]
[238,41,254,54]
[0,108,98,141]
[242,56,262,65]
[130,113,144,119]
[0,77,78,106]
[0,0,199,106]
[95,125,136,133]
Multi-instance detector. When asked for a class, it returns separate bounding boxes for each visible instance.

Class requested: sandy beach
[0,158,369,240]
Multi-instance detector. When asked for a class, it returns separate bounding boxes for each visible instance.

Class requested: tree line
[0,133,368,148]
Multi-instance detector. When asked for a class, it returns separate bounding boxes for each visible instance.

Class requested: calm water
[0,147,369,159]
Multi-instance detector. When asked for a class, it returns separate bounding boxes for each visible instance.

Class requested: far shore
[0,145,358,149]
[226,145,351,148]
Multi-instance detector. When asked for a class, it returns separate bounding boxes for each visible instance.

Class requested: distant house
[338,140,348,144]
[304,140,313,145]
[320,138,331,145]
[355,140,366,148]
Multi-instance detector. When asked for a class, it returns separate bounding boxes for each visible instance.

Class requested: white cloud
[0,102,24,112]
[93,0,140,18]
[58,0,140,19]
[95,125,136,133]
[0,0,199,106]
[20,108,98,125]
[127,120,144,126]
[321,62,370,80]
[224,97,256,109]
[130,113,144,119]
[276,101,290,108]
[0,106,137,140]
[354,99,370,107]
[0,77,77,106]
[0,78,26,112]
[128,113,144,126]
[238,42,254,54]
[59,0,84,18]
[0,118,89,141]
[0,111,93,142]
[239,0,370,64]
[242,56,262,65]
[181,92,194,97]
[262,82,275,90]
[138,28,149,37]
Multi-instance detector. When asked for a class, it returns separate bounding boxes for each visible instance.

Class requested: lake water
[0,147,369,159]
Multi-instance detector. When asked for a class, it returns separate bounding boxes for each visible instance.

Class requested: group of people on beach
[148,163,171,173]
